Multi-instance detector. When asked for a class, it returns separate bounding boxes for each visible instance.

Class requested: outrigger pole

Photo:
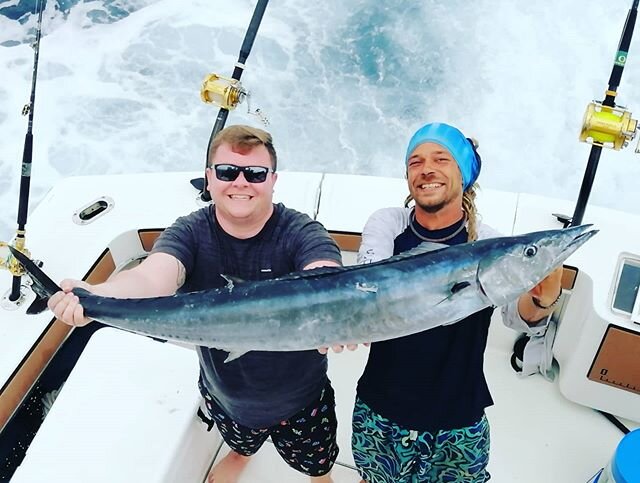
[571,0,640,227]
[5,0,46,303]
[195,0,270,202]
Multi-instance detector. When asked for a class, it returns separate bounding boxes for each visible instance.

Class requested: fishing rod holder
[579,101,638,150]
[201,73,247,110]
[0,240,42,310]
[0,240,31,277]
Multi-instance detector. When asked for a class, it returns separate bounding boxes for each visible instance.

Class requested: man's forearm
[88,253,183,298]
[89,269,166,298]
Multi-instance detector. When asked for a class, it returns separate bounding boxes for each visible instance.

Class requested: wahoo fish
[9,225,596,359]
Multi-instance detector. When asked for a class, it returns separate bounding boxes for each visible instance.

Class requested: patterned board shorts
[201,382,339,477]
[352,398,491,483]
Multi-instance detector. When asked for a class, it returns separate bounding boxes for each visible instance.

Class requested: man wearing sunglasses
[48,125,342,482]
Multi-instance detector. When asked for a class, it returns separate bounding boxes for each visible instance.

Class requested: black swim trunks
[201,381,338,477]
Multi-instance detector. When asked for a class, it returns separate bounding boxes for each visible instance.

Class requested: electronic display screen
[613,261,640,314]
[588,325,640,396]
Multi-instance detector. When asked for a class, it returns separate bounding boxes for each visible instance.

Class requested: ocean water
[2,0,640,243]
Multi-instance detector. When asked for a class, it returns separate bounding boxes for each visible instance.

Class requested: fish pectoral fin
[224,350,249,363]
[451,281,471,294]
[435,281,473,306]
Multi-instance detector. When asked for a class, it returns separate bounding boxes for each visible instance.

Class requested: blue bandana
[405,123,481,190]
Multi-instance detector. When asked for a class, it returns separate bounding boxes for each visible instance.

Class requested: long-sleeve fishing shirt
[356,207,550,432]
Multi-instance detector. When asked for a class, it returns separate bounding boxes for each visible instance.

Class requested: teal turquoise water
[1,0,639,240]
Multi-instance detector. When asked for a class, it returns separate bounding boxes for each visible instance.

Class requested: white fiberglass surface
[2,0,640,243]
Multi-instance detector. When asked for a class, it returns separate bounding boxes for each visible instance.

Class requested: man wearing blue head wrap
[405,122,481,192]
[337,122,563,482]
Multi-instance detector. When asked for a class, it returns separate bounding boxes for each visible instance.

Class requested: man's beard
[416,199,448,213]
[412,181,463,215]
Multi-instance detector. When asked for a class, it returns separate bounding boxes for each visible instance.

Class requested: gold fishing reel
[579,101,638,150]
[0,237,30,277]
[201,73,247,110]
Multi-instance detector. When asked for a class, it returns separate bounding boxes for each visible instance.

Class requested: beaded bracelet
[531,289,562,310]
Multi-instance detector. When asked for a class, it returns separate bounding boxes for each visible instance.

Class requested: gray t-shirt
[152,203,342,428]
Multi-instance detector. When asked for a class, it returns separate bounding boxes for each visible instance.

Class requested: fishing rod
[1,0,45,305]
[570,0,640,227]
[194,0,270,202]
[570,0,640,436]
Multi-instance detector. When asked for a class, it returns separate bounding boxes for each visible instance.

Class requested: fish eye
[524,245,538,258]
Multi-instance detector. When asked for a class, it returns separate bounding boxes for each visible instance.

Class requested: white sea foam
[1,0,640,243]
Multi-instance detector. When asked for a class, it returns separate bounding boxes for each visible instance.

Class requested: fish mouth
[557,224,599,263]
[476,224,599,308]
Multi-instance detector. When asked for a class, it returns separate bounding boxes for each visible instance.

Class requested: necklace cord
[409,210,467,243]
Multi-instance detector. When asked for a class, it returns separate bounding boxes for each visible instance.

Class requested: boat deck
[223,326,636,482]
[2,171,639,481]
[9,322,636,482]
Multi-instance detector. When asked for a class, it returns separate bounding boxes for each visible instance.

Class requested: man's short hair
[208,125,278,171]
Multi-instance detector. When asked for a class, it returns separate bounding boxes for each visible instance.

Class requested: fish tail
[8,246,61,314]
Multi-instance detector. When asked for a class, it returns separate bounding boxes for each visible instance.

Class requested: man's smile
[417,182,444,191]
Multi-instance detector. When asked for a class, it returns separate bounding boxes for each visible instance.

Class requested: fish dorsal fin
[220,274,244,292]
[390,242,448,261]
[271,243,445,282]
[221,274,245,284]
[273,265,347,282]
[218,266,347,286]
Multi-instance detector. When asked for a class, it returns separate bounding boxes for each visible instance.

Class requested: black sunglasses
[213,164,274,184]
